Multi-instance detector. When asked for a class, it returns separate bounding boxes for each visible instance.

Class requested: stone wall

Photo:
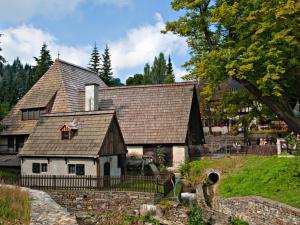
[218,196,300,225]
[47,190,160,214]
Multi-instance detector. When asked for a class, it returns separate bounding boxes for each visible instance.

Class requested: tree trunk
[235,78,300,133]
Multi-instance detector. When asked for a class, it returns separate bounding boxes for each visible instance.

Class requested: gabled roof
[95,82,197,145]
[19,111,117,157]
[1,59,106,135]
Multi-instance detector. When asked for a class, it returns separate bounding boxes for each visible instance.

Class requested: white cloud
[109,13,188,80]
[0,0,132,23]
[0,13,188,81]
[0,25,90,65]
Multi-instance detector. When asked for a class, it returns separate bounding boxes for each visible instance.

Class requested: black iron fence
[0,173,175,196]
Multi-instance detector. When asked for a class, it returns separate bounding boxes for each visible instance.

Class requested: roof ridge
[42,110,115,117]
[55,58,98,75]
[97,82,197,91]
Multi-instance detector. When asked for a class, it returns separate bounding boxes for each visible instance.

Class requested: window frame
[75,164,85,176]
[32,163,40,174]
[68,164,76,174]
[41,163,48,173]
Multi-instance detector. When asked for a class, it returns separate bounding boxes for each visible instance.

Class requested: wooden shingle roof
[96,82,197,145]
[19,111,115,157]
[1,59,106,135]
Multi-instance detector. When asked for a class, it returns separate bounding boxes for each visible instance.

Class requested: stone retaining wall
[47,190,160,214]
[218,196,300,225]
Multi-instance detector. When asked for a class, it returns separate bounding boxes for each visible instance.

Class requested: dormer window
[60,119,79,140]
[22,108,45,120]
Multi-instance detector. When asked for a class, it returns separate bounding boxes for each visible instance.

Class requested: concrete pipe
[207,172,219,185]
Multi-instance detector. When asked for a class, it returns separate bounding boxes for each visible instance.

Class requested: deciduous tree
[165,0,300,132]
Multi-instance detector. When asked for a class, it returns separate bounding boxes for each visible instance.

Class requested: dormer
[60,119,78,140]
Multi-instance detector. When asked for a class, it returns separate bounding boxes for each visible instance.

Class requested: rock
[180,192,196,204]
[140,204,157,216]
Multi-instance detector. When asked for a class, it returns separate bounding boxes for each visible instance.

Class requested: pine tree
[88,43,101,74]
[0,34,5,65]
[151,52,167,84]
[99,45,113,85]
[165,55,175,83]
[143,63,152,84]
[33,43,53,83]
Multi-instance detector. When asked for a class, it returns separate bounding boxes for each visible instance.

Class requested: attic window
[60,124,78,140]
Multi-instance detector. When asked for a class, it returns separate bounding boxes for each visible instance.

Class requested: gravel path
[27,188,78,225]
[1,184,77,225]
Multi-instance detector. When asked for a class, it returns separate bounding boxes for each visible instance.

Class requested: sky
[0,0,189,82]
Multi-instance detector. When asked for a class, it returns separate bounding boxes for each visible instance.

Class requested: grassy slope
[0,186,31,225]
[188,156,300,208]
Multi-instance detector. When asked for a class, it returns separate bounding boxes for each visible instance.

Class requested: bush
[231,217,249,225]
[188,202,205,225]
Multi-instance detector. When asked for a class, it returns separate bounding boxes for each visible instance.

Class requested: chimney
[85,83,99,111]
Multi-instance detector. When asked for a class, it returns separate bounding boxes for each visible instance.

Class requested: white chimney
[85,83,99,111]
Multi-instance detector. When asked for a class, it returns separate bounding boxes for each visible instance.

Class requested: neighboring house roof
[1,59,106,135]
[19,111,124,157]
[0,155,21,167]
[96,82,197,145]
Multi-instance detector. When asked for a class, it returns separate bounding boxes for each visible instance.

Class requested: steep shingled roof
[19,111,116,156]
[96,82,197,145]
[1,59,106,135]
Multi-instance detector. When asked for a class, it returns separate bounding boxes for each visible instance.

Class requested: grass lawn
[185,156,300,208]
[0,186,31,225]
[0,169,17,177]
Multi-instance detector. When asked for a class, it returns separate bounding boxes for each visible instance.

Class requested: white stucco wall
[21,157,97,176]
[99,156,121,177]
[172,145,188,167]
[127,146,143,158]
[203,126,229,134]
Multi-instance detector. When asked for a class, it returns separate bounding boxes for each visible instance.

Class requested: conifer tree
[151,52,167,84]
[165,55,175,83]
[0,34,5,65]
[143,63,152,84]
[99,45,113,85]
[33,43,53,83]
[88,43,101,74]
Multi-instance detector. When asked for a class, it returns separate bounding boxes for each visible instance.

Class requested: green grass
[0,169,17,178]
[185,156,300,208]
[0,186,31,225]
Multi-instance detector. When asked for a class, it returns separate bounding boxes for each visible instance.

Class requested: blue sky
[0,0,189,82]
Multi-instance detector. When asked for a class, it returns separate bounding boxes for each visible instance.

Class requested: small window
[62,131,70,140]
[76,164,85,176]
[32,163,40,173]
[22,110,28,120]
[68,164,76,174]
[28,110,34,120]
[41,163,48,172]
[71,130,78,138]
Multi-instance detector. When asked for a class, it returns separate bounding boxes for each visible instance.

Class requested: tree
[165,0,300,132]
[143,63,152,84]
[151,52,167,84]
[99,45,113,85]
[0,34,5,66]
[88,43,101,74]
[165,55,175,83]
[34,43,53,83]
[110,77,124,87]
[126,74,144,86]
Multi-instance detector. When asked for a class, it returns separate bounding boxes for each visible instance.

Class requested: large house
[0,59,204,174]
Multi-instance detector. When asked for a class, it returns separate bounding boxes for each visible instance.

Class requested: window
[76,164,85,176]
[32,163,40,173]
[41,163,48,172]
[68,164,76,174]
[22,108,44,120]
[68,164,84,175]
[62,131,70,140]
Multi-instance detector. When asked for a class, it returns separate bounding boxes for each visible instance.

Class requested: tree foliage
[0,34,6,66]
[33,43,53,84]
[88,43,101,74]
[126,53,175,85]
[166,0,300,132]
[99,45,113,85]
